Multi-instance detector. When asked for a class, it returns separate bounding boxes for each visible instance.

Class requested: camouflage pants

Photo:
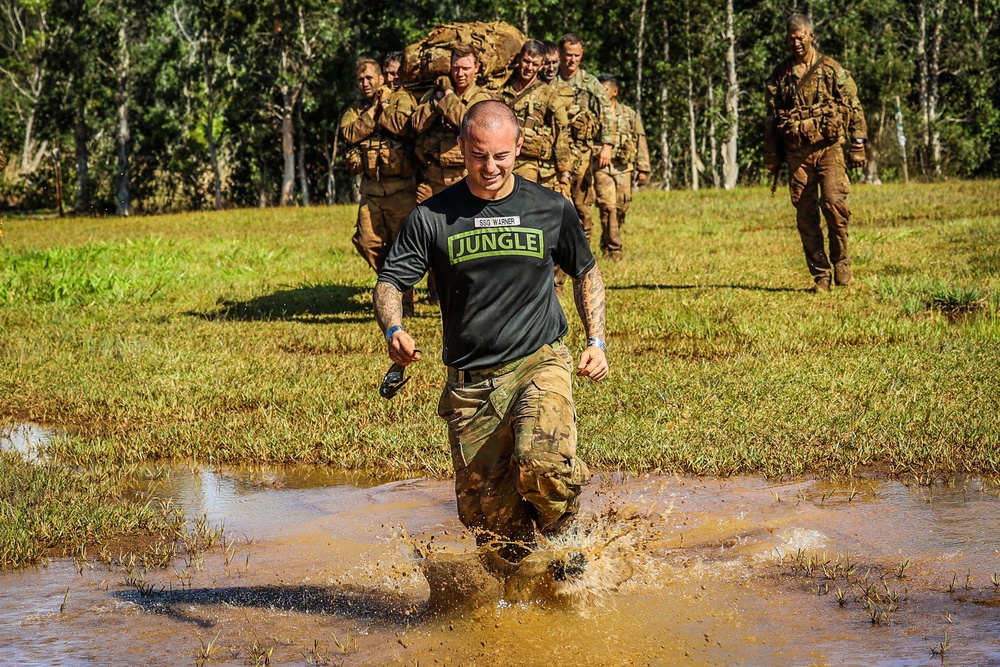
[594,169,633,257]
[437,342,591,560]
[787,143,851,282]
[353,176,416,273]
[569,148,595,242]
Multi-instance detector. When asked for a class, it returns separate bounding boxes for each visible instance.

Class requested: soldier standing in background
[383,51,404,89]
[594,74,650,260]
[498,40,573,198]
[556,34,615,243]
[538,41,560,84]
[340,58,419,314]
[411,44,496,203]
[764,13,867,292]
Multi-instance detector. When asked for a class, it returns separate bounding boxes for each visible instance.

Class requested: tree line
[1,0,997,215]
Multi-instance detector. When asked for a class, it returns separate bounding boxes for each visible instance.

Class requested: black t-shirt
[378,176,596,370]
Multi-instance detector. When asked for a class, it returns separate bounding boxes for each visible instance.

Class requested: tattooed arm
[373,281,421,366]
[571,265,609,382]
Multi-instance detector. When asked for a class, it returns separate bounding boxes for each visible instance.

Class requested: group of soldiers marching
[341,15,869,299]
[339,34,651,313]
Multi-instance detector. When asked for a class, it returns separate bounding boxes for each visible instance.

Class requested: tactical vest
[506,85,556,161]
[415,116,464,168]
[344,132,416,180]
[608,107,639,164]
[775,55,846,150]
[559,81,599,143]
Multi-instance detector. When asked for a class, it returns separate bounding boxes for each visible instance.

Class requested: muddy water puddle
[3,465,1000,666]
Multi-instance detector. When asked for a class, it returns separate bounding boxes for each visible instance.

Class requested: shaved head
[461,100,521,142]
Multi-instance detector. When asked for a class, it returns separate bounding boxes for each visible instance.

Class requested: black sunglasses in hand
[379,363,410,399]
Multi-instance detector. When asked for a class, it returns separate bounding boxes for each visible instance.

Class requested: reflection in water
[0,422,53,461]
[2,468,1000,666]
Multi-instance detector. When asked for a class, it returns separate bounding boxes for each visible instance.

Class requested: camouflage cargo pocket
[439,137,465,167]
[799,117,823,145]
[520,132,553,160]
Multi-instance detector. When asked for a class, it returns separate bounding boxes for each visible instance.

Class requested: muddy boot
[834,262,852,286]
[550,551,587,581]
[813,275,832,293]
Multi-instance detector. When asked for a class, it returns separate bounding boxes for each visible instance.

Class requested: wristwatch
[587,337,607,352]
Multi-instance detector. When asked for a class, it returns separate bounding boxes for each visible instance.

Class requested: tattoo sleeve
[572,265,607,340]
[373,281,403,335]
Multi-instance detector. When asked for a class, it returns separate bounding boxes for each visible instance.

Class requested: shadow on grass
[113,584,422,628]
[609,283,805,293]
[189,283,372,324]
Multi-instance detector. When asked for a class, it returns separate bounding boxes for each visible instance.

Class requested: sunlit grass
[0,182,998,566]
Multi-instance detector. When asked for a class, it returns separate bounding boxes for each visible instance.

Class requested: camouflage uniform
[411,83,495,203]
[438,341,590,560]
[765,53,867,286]
[340,87,418,274]
[556,69,615,241]
[498,76,573,198]
[0,147,6,173]
[594,101,650,258]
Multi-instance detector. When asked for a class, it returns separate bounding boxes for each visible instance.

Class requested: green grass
[1,182,999,564]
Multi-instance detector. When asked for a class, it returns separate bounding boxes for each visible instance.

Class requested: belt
[447,353,532,386]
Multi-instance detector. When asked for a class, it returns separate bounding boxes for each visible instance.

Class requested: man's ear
[515,136,524,157]
[458,136,465,156]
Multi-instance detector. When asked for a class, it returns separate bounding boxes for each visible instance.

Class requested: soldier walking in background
[594,74,650,260]
[383,51,404,89]
[764,13,867,292]
[556,34,615,244]
[411,44,496,203]
[340,58,419,314]
[498,40,573,198]
[538,41,560,85]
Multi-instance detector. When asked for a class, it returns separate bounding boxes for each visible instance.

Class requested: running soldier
[594,74,650,260]
[375,101,608,568]
[764,13,867,292]
[340,58,419,312]
[498,40,573,197]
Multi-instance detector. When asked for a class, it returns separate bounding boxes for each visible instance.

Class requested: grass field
[1,181,998,565]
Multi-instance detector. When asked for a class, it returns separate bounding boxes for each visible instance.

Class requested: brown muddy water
[3,426,1000,666]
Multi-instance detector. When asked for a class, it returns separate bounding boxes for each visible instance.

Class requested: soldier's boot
[834,261,852,286]
[813,275,832,293]
[550,550,587,581]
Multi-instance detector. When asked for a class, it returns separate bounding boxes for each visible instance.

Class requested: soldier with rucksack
[411,43,496,204]
[764,13,867,292]
[498,40,573,198]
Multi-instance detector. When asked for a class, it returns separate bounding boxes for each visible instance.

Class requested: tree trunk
[115,9,131,216]
[297,99,310,206]
[685,14,699,191]
[721,0,739,190]
[708,77,720,188]
[280,86,296,205]
[929,0,943,178]
[917,0,931,176]
[324,125,337,205]
[865,102,884,185]
[73,94,91,213]
[204,51,223,210]
[636,0,647,114]
[659,18,672,190]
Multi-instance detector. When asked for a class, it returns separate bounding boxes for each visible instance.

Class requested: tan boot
[834,262,852,286]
